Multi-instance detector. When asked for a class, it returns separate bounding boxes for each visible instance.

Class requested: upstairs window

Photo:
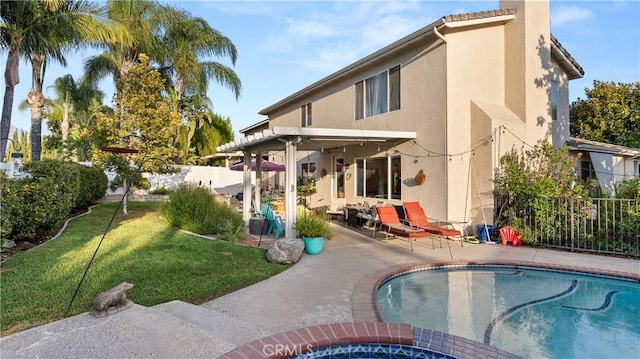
[301,103,312,127]
[355,65,401,120]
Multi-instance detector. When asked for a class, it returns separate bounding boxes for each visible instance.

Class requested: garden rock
[2,239,16,249]
[266,238,304,264]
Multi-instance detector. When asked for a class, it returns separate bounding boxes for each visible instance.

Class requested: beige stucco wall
[259,0,577,232]
[267,37,451,219]
[444,24,507,223]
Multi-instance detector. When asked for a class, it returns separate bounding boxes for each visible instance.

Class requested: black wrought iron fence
[496,197,640,257]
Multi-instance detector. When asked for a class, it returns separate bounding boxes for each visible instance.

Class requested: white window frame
[354,155,401,200]
[301,103,312,127]
[355,65,401,120]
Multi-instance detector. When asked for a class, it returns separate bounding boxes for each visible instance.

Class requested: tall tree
[1,1,63,159]
[570,81,640,148]
[94,54,180,214]
[159,14,241,100]
[158,11,240,157]
[44,74,104,160]
[191,111,234,157]
[83,0,174,101]
[22,1,130,161]
[84,2,241,162]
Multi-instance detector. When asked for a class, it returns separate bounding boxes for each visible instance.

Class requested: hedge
[0,160,107,244]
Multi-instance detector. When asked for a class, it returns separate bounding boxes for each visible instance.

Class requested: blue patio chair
[253,200,266,217]
[265,206,285,239]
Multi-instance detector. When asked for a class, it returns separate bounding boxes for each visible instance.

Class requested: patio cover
[216,126,416,240]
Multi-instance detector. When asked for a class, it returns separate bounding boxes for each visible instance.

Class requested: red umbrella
[230,159,285,172]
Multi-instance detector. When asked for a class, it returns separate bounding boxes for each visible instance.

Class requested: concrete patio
[1,223,638,358]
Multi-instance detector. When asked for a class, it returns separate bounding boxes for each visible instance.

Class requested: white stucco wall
[143,165,256,195]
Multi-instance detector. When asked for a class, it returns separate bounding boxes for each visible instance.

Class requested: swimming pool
[376,264,640,359]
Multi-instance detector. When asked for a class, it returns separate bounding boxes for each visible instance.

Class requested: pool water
[377,266,640,359]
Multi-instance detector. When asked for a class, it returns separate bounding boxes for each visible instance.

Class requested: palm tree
[81,2,242,167]
[22,1,130,161]
[1,1,66,159]
[159,14,241,101]
[45,74,104,159]
[157,11,241,162]
[83,0,174,99]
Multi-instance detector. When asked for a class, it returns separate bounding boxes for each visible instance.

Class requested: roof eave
[239,119,269,134]
[551,35,584,80]
[217,127,417,153]
[567,137,640,157]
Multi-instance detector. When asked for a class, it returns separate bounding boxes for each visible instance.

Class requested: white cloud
[551,6,593,26]
[263,1,432,74]
[286,17,340,38]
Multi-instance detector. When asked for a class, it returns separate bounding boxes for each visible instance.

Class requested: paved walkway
[1,223,638,358]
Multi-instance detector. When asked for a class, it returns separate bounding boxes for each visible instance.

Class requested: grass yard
[0,202,290,335]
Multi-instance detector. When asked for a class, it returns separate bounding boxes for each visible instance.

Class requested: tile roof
[443,8,517,22]
[551,34,585,77]
[567,137,640,157]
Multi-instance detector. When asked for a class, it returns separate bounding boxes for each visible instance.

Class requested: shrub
[75,164,108,208]
[150,187,172,195]
[0,172,20,246]
[293,213,333,239]
[615,178,640,199]
[494,138,589,240]
[162,183,245,241]
[0,160,107,243]
[21,160,80,235]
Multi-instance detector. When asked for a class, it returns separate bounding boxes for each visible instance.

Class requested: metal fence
[498,197,640,257]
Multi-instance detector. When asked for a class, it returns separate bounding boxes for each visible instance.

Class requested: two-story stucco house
[217,0,584,240]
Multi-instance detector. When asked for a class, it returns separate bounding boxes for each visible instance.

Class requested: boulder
[2,239,16,249]
[266,237,304,264]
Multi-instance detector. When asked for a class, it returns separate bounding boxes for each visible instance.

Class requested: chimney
[501,0,554,145]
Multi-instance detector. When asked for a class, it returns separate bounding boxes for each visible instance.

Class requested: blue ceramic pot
[303,236,324,255]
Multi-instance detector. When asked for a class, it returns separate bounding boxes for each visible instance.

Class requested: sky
[3,0,639,139]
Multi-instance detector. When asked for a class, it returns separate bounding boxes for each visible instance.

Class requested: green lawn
[0,202,290,335]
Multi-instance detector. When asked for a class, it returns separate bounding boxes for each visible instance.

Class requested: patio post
[284,137,299,239]
[242,151,252,224]
[255,151,262,208]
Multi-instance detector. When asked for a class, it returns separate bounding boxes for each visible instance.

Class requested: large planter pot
[302,236,324,255]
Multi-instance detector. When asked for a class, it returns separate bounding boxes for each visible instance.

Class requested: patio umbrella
[230,159,285,172]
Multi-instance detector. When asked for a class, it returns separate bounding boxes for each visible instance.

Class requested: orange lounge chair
[403,202,462,248]
[500,226,522,246]
[375,206,431,251]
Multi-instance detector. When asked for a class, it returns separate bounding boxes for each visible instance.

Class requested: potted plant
[293,213,333,255]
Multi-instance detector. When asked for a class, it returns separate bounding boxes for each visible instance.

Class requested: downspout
[433,24,451,220]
